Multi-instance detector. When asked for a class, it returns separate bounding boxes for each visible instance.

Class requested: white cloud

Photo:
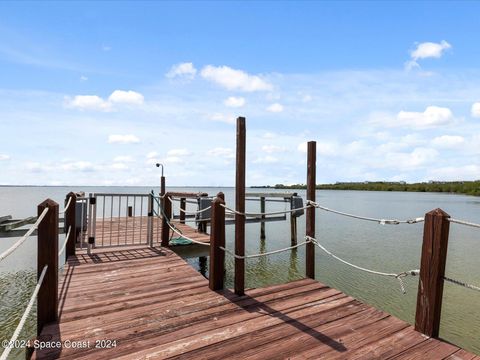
[166,62,197,79]
[262,145,286,153]
[66,89,144,111]
[263,132,277,139]
[471,102,480,118]
[385,148,438,170]
[0,154,10,161]
[108,134,140,144]
[167,148,191,157]
[429,165,480,181]
[113,155,134,162]
[164,156,182,164]
[146,151,158,159]
[253,155,278,164]
[397,106,454,128]
[200,65,272,92]
[66,95,111,111]
[209,113,236,124]
[431,135,465,148]
[61,161,96,172]
[111,163,128,170]
[80,75,88,81]
[224,96,246,108]
[207,147,234,159]
[406,40,451,70]
[266,103,284,113]
[108,90,144,105]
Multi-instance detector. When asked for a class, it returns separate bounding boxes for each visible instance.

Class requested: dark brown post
[161,192,172,247]
[306,141,316,279]
[260,196,266,239]
[290,214,297,245]
[64,192,76,258]
[180,198,186,224]
[160,176,166,197]
[209,192,226,291]
[37,199,59,336]
[128,206,133,217]
[415,208,450,338]
[235,116,246,295]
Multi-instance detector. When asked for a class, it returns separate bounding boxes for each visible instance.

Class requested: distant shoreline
[252,181,480,196]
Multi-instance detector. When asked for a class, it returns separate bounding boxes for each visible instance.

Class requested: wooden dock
[33,243,477,359]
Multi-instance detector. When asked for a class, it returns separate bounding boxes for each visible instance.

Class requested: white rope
[306,236,419,293]
[220,238,312,260]
[167,197,212,215]
[0,208,49,263]
[307,201,424,225]
[221,203,312,217]
[163,217,210,246]
[448,218,480,229]
[444,276,480,292]
[0,265,48,360]
[59,196,73,215]
[58,226,72,256]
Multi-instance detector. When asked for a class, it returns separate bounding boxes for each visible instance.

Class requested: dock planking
[33,241,477,359]
[79,216,210,248]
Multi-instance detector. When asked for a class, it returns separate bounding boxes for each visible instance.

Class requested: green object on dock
[169,237,193,246]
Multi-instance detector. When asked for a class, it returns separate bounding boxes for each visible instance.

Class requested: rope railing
[58,226,72,256]
[0,208,49,263]
[220,203,311,217]
[59,196,73,215]
[219,238,312,259]
[0,265,48,360]
[443,276,480,293]
[305,236,420,294]
[167,196,212,215]
[448,218,480,229]
[307,201,424,225]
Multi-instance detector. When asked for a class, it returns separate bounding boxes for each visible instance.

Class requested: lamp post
[156,163,165,196]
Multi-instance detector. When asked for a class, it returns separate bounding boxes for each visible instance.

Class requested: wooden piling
[37,199,58,336]
[128,206,133,217]
[415,208,450,338]
[209,192,226,291]
[64,192,76,258]
[180,198,186,224]
[235,116,246,295]
[306,141,316,279]
[161,192,172,247]
[160,176,166,197]
[260,196,266,239]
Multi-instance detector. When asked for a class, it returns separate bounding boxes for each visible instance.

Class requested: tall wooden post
[161,192,172,247]
[235,116,246,295]
[160,176,166,197]
[180,198,186,224]
[37,199,59,336]
[306,141,316,279]
[64,192,76,258]
[260,196,266,239]
[209,192,226,291]
[415,208,450,338]
[147,194,154,247]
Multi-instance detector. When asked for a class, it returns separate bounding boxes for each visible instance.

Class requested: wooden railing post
[147,194,154,247]
[260,197,266,239]
[160,176,166,197]
[37,199,59,336]
[235,116,246,295]
[306,141,316,279]
[180,198,186,224]
[415,208,450,338]
[209,192,225,291]
[161,192,172,247]
[65,192,76,258]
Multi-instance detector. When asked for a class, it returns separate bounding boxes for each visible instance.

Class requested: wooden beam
[161,192,172,247]
[37,199,58,336]
[306,141,316,279]
[235,116,246,295]
[65,192,77,258]
[415,208,450,338]
[209,192,225,291]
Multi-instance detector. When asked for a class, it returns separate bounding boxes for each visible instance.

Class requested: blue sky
[1,1,480,186]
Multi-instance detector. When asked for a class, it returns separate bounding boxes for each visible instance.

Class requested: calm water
[0,186,479,357]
